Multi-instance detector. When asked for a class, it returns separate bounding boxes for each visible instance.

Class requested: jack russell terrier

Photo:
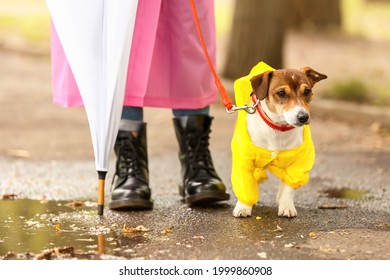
[231,62,327,218]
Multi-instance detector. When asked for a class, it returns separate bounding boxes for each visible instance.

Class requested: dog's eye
[277,90,287,98]
[304,89,312,96]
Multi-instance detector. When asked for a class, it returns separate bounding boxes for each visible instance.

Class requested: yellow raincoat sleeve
[267,126,315,189]
[231,125,265,206]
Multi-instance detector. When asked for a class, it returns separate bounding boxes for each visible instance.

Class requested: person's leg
[109,106,153,210]
[171,107,210,117]
[172,106,230,205]
[120,106,144,129]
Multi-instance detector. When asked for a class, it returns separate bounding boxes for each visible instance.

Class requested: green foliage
[325,79,390,106]
[373,86,390,106]
[326,79,369,103]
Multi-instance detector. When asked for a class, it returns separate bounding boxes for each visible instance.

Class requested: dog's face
[250,67,327,126]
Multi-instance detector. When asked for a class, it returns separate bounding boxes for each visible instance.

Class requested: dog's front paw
[278,202,297,218]
[233,201,253,217]
[277,185,297,218]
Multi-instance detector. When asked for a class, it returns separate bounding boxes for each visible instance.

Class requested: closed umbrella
[46,0,139,215]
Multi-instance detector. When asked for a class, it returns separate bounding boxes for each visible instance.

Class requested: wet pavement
[1,143,390,260]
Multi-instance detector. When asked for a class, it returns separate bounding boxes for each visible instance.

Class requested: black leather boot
[173,115,230,205]
[109,123,153,210]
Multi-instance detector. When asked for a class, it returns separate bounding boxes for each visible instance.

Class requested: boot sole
[109,199,153,210]
[184,192,230,205]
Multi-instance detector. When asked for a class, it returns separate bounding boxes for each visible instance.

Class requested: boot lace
[114,137,146,182]
[184,130,215,178]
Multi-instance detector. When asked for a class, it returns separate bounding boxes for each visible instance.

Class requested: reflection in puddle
[0,199,147,259]
[322,188,367,200]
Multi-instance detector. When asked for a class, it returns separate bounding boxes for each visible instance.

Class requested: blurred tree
[287,0,341,30]
[222,0,341,80]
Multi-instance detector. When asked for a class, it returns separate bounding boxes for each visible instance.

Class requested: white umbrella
[46,0,139,215]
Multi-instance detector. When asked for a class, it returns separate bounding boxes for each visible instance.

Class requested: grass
[326,79,390,106]
[326,79,369,104]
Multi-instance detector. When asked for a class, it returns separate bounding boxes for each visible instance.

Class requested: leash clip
[226,96,259,114]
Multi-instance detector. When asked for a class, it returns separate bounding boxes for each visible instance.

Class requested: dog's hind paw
[233,201,253,217]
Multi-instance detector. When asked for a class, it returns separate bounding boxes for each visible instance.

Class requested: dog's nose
[297,111,309,124]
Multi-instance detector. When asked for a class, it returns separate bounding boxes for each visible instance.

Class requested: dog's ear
[250,70,273,100]
[301,67,327,86]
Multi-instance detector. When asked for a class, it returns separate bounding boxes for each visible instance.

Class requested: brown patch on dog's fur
[250,68,327,114]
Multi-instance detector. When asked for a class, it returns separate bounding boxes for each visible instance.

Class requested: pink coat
[50,0,217,109]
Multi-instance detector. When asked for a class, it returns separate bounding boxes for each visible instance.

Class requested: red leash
[189,0,233,111]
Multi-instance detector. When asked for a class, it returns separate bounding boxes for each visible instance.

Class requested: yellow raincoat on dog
[231,62,315,206]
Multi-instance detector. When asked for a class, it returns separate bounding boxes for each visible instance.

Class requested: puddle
[322,188,368,200]
[0,199,148,260]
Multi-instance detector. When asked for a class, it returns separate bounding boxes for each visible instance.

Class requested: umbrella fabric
[50,0,217,110]
[46,0,138,172]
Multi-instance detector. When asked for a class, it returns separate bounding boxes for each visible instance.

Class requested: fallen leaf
[255,216,262,220]
[34,247,75,260]
[2,193,18,200]
[123,224,149,233]
[193,235,204,239]
[65,201,85,208]
[309,232,316,238]
[55,224,61,232]
[76,238,94,242]
[274,225,283,232]
[319,246,336,253]
[135,225,149,232]
[257,252,267,259]
[318,204,348,209]
[161,229,173,234]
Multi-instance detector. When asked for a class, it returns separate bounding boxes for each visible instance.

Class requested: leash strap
[189,0,233,111]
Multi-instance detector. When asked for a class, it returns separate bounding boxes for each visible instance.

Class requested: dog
[231,62,327,218]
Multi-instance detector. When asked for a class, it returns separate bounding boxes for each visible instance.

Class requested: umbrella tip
[98,170,107,180]
[97,205,104,216]
[97,170,107,216]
